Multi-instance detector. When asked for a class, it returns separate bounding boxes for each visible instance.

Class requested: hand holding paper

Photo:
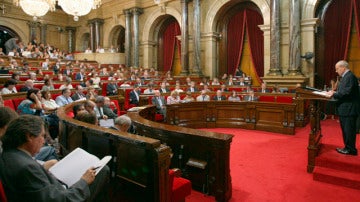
[49,148,112,187]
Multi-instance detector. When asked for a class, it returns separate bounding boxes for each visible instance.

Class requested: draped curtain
[323,0,352,83]
[227,9,264,82]
[353,0,360,45]
[163,21,181,72]
[246,9,264,83]
[227,11,246,76]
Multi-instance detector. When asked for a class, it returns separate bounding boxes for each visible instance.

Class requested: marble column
[27,21,38,42]
[124,9,132,67]
[180,0,189,75]
[191,0,203,76]
[288,0,302,75]
[94,18,104,48]
[40,24,47,44]
[88,20,95,52]
[132,8,143,68]
[65,27,76,53]
[268,0,282,76]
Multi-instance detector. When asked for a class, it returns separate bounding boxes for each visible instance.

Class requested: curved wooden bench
[57,102,171,202]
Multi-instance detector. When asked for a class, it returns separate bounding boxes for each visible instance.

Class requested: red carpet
[187,119,360,201]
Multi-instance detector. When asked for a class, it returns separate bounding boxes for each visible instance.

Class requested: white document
[49,147,112,187]
[312,91,330,97]
[99,119,114,128]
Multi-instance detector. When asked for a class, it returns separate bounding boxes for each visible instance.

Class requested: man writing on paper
[0,115,109,201]
[326,60,360,156]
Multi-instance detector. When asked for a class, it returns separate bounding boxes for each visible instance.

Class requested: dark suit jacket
[213,95,226,101]
[62,69,72,77]
[106,83,118,96]
[103,106,118,119]
[0,149,90,201]
[334,71,360,116]
[243,95,259,101]
[186,87,199,92]
[159,88,170,93]
[71,92,86,101]
[129,90,141,105]
[75,72,84,81]
[19,86,31,92]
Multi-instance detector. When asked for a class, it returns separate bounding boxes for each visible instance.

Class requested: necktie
[203,96,205,101]
[218,97,221,100]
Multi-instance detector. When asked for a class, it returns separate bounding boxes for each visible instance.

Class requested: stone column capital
[27,21,39,28]
[131,7,143,15]
[123,9,132,16]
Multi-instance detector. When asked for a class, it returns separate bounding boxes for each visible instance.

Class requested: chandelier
[13,0,56,21]
[14,0,102,21]
[58,0,102,21]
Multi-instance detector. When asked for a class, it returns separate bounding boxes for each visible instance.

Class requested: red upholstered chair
[276,96,293,103]
[0,180,7,202]
[101,82,108,96]
[12,97,25,110]
[169,169,191,202]
[155,114,164,122]
[3,100,16,111]
[259,95,275,102]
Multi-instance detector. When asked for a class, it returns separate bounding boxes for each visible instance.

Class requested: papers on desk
[312,91,330,97]
[127,106,146,112]
[49,148,111,187]
[99,119,114,128]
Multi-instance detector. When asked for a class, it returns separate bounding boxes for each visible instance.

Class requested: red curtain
[353,0,360,45]
[323,0,352,84]
[163,21,181,72]
[227,11,246,75]
[245,9,264,81]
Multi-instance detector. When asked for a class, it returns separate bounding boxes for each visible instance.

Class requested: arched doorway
[315,0,360,88]
[216,1,264,86]
[109,25,125,53]
[0,26,20,54]
[158,16,181,75]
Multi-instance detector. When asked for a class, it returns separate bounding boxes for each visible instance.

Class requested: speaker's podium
[296,87,332,173]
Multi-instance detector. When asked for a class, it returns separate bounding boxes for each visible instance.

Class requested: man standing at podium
[327,60,360,156]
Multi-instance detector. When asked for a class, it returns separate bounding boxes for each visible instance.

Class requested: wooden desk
[128,105,233,202]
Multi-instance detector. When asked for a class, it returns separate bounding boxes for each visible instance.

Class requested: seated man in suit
[244,90,259,101]
[159,82,170,94]
[259,82,270,93]
[94,96,118,120]
[106,77,118,96]
[196,90,210,101]
[152,90,166,117]
[129,84,141,106]
[71,85,86,101]
[19,79,34,92]
[187,81,199,93]
[213,90,226,101]
[0,115,110,201]
[75,68,86,81]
